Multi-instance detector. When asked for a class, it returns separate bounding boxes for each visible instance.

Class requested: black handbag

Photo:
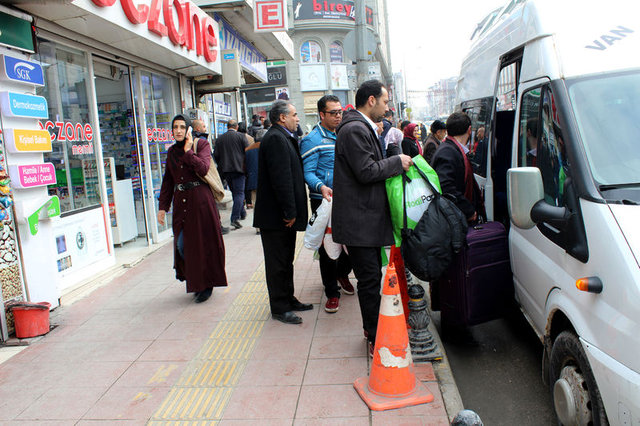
[400,166,468,282]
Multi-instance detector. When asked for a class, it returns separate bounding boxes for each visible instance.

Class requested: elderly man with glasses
[300,95,354,314]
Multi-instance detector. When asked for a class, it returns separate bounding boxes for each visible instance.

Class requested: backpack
[400,166,468,282]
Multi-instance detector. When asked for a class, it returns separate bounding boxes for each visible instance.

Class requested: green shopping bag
[386,155,441,247]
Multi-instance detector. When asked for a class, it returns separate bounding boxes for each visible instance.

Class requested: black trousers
[346,245,382,343]
[260,228,298,314]
[310,198,352,299]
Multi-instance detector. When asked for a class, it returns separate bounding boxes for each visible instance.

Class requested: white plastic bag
[323,216,343,260]
[304,198,331,250]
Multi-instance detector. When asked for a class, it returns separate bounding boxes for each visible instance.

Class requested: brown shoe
[337,277,355,295]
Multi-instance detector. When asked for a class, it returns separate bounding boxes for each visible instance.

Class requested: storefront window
[135,70,179,234]
[36,40,100,212]
[300,40,322,64]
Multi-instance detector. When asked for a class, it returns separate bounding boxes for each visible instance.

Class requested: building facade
[242,0,394,133]
[0,0,291,339]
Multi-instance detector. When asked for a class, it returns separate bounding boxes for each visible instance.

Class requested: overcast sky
[388,0,506,91]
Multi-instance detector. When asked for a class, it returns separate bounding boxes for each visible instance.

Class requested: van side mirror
[507,167,544,229]
[508,167,570,229]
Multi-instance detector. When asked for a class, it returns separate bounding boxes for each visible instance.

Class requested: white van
[456,0,640,424]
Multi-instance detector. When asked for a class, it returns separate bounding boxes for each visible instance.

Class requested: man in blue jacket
[300,95,354,314]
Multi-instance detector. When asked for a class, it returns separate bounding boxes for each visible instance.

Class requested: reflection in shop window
[36,39,100,213]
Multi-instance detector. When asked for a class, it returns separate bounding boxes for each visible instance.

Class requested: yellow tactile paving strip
[148,238,303,425]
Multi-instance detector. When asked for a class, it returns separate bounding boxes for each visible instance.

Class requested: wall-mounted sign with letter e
[3,128,53,153]
[254,0,288,32]
[0,91,48,119]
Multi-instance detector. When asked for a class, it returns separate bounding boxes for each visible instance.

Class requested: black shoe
[221,226,229,235]
[291,300,313,311]
[272,311,302,324]
[231,221,243,230]
[195,288,212,303]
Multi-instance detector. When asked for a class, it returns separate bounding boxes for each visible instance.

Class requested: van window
[518,88,542,167]
[463,97,492,177]
[497,62,517,112]
[538,87,570,206]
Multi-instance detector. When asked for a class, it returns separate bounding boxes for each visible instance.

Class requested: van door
[509,80,574,335]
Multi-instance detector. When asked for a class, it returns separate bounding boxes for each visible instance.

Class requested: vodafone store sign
[88,0,219,64]
[9,163,57,189]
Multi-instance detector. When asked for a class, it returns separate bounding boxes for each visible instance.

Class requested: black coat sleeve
[432,145,475,219]
[342,125,403,183]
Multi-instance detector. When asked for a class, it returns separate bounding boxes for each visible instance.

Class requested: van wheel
[549,331,609,426]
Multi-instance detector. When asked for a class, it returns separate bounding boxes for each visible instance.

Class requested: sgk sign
[254,0,288,32]
[90,0,219,63]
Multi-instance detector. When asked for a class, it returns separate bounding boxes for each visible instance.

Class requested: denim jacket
[300,124,336,199]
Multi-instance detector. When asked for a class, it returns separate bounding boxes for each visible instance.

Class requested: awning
[195,0,294,61]
[17,0,222,77]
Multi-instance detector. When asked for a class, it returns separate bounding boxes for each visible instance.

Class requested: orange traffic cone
[353,261,434,411]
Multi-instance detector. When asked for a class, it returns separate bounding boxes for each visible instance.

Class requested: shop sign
[39,120,94,143]
[0,55,45,86]
[254,0,288,32]
[9,163,57,189]
[0,11,35,53]
[293,0,373,23]
[244,87,276,104]
[214,100,232,119]
[215,14,268,82]
[4,129,53,153]
[26,196,61,236]
[0,92,48,119]
[267,65,287,85]
[147,127,174,143]
[89,0,219,64]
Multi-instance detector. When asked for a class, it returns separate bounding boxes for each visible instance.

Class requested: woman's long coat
[159,139,228,292]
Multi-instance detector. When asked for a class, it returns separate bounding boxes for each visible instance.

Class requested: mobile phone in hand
[187,126,193,138]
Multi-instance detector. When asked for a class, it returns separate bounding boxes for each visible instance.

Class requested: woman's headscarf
[171,114,191,145]
[403,123,417,140]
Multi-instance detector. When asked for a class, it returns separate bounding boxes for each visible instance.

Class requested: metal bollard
[451,409,484,426]
[407,284,442,362]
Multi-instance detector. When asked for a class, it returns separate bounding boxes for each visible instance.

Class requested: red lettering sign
[255,0,287,32]
[91,0,219,64]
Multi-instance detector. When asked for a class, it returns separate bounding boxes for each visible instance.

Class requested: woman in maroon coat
[158,114,228,302]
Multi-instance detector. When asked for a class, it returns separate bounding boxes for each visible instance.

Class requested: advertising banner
[216,14,268,82]
[3,129,52,153]
[9,163,56,189]
[294,0,355,20]
[300,64,328,92]
[330,64,349,90]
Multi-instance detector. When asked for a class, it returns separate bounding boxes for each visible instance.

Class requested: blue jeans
[177,231,184,258]
[225,172,246,222]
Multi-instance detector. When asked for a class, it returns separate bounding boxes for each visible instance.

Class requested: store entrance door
[93,58,148,245]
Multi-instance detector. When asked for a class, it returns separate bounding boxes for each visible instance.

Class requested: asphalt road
[434,310,558,425]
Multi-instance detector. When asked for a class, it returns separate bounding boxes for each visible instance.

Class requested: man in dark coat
[430,112,484,344]
[253,100,312,324]
[213,119,249,230]
[333,80,413,350]
[158,114,228,303]
[422,119,447,164]
[431,112,483,224]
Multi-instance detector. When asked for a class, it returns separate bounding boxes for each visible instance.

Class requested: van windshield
[567,71,640,188]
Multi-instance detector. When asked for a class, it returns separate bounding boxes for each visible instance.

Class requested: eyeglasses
[324,109,343,116]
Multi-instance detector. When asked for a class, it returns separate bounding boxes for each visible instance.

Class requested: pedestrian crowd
[158,79,486,351]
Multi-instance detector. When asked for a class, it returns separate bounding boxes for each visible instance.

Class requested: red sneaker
[324,297,339,313]
[338,277,355,295]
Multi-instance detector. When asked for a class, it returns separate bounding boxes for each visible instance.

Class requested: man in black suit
[332,80,412,352]
[253,100,312,324]
[214,120,249,230]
